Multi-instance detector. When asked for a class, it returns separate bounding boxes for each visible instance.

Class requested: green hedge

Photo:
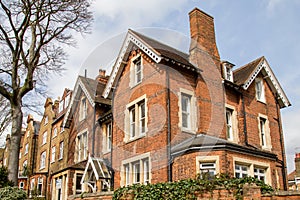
[0,186,27,200]
[113,174,274,200]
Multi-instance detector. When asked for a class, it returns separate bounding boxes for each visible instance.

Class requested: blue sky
[46,0,300,173]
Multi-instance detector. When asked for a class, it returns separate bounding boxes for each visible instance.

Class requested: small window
[200,162,216,177]
[259,118,266,147]
[24,143,29,155]
[124,164,130,186]
[235,164,249,178]
[53,127,57,138]
[42,132,47,145]
[19,182,24,189]
[254,167,266,182]
[106,123,112,151]
[225,108,233,140]
[37,177,43,196]
[75,174,83,194]
[76,132,88,162]
[134,56,142,84]
[79,97,87,121]
[59,141,64,160]
[143,159,150,184]
[51,146,56,163]
[255,78,265,102]
[40,151,46,169]
[133,162,141,184]
[181,93,191,129]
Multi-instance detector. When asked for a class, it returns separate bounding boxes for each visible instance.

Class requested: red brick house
[61,72,111,197]
[101,8,290,190]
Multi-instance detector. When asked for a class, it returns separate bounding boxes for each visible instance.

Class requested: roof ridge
[129,29,189,58]
[233,56,264,73]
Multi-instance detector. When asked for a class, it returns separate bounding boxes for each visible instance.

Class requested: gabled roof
[233,56,290,108]
[62,76,98,127]
[103,29,199,98]
[81,155,111,192]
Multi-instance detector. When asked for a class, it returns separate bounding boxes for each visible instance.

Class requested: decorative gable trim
[81,155,111,192]
[102,30,162,98]
[242,58,290,108]
[62,77,95,128]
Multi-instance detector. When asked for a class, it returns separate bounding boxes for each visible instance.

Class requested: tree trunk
[8,101,23,185]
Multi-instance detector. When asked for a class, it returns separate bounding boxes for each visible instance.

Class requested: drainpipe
[166,69,172,182]
[46,119,54,200]
[276,103,288,190]
[241,93,249,146]
[110,87,116,190]
[92,105,96,156]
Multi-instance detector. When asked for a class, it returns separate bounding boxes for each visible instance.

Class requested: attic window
[130,55,143,87]
[222,61,235,82]
[255,78,265,103]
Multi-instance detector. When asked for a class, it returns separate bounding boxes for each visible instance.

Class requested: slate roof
[233,56,264,86]
[78,76,98,101]
[130,30,195,69]
[171,134,277,160]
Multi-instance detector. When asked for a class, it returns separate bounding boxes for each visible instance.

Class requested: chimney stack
[97,69,109,84]
[295,153,300,176]
[189,8,220,67]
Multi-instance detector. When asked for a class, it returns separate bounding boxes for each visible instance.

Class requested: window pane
[181,94,191,129]
[130,108,136,138]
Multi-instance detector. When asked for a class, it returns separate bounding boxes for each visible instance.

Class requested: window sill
[256,99,266,105]
[181,128,196,135]
[103,150,111,155]
[125,134,146,143]
[130,81,142,89]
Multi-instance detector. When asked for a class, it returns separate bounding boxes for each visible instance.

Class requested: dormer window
[222,61,235,82]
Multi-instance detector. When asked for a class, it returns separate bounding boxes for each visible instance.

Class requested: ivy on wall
[113,174,274,200]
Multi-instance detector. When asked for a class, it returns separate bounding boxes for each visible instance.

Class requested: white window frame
[79,97,87,121]
[233,157,271,184]
[224,66,233,82]
[258,114,271,150]
[40,151,46,169]
[24,143,29,155]
[42,131,47,145]
[125,95,148,142]
[37,177,43,196]
[225,104,239,142]
[53,127,58,138]
[254,167,266,182]
[235,164,249,178]
[51,146,56,163]
[178,88,197,133]
[76,130,88,162]
[59,141,64,160]
[121,152,151,186]
[130,54,143,87]
[196,156,220,176]
[103,122,112,153]
[19,181,24,189]
[255,78,266,103]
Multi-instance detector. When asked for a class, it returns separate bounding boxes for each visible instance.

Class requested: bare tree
[0,95,11,136]
[0,0,93,184]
